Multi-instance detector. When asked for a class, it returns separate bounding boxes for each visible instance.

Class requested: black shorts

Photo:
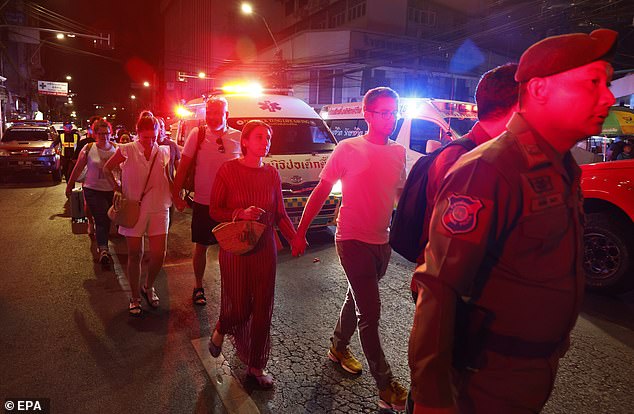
[191,202,219,245]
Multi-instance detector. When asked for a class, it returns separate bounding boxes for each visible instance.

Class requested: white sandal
[141,285,159,308]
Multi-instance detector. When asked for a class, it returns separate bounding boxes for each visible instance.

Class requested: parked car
[0,122,62,182]
[581,159,634,293]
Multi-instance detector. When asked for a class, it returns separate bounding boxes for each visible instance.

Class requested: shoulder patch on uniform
[442,194,484,234]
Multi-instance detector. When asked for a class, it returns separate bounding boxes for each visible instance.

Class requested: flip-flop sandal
[192,288,207,306]
[142,285,160,308]
[129,299,142,317]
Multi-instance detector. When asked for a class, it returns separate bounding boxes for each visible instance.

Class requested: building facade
[160,0,634,110]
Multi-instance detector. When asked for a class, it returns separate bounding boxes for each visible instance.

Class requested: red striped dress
[209,158,296,369]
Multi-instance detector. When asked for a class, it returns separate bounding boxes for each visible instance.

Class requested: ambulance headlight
[331,180,342,194]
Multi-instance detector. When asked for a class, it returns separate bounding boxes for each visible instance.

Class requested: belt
[483,332,562,359]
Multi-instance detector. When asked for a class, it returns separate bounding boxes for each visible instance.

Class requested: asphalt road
[1,175,633,414]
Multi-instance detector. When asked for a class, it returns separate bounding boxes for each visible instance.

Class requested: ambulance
[320,98,478,173]
[172,85,341,229]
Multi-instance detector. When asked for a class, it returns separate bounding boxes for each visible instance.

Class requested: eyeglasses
[216,137,225,153]
[366,110,400,120]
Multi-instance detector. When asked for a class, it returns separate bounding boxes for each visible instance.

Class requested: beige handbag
[108,196,141,228]
[212,210,267,255]
[108,151,158,228]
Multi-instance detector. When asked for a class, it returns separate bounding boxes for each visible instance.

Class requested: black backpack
[390,138,477,262]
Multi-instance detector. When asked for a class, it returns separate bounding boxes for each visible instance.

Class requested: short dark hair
[240,120,272,156]
[475,63,519,122]
[363,87,399,111]
[136,114,159,132]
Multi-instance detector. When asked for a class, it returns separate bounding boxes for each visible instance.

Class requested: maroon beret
[515,28,617,82]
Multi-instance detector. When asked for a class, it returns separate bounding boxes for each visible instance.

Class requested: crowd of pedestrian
[62,27,620,413]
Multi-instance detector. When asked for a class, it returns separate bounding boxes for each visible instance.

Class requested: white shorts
[118,209,169,238]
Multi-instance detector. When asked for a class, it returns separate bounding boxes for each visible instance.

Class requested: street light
[240,2,280,54]
[130,95,136,100]
[143,81,150,87]
[65,75,72,81]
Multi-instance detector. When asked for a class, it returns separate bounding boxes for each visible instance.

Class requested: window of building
[329,11,346,27]
[318,70,334,104]
[348,0,366,21]
[407,6,437,28]
[329,2,347,28]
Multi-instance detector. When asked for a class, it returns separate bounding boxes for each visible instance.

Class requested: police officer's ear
[524,77,550,105]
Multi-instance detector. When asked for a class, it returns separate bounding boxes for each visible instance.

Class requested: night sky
[40,0,162,123]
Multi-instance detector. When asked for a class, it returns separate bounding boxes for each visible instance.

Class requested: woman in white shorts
[104,114,172,316]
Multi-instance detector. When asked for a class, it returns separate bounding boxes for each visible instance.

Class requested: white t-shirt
[84,143,116,192]
[119,141,171,212]
[320,136,406,244]
[182,126,241,205]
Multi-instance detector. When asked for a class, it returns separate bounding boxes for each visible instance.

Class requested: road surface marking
[191,337,260,414]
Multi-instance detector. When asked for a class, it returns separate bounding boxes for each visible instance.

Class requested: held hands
[173,194,188,212]
[65,184,74,199]
[238,206,266,221]
[291,233,308,257]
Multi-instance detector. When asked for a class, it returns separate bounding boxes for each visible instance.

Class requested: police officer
[408,29,617,414]
[59,121,80,182]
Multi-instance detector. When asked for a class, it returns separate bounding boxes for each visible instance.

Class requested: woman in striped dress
[208,120,296,388]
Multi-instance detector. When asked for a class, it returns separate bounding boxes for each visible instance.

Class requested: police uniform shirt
[409,112,584,407]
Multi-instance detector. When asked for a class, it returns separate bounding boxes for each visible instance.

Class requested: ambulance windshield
[228,118,337,155]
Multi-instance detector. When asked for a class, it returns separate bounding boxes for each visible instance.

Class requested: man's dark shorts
[191,201,218,245]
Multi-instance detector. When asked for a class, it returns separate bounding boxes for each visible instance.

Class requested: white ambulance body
[320,98,478,173]
[173,92,341,228]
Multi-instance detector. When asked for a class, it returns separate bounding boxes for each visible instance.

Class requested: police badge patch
[442,194,484,234]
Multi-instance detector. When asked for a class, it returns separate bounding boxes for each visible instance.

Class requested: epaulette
[515,129,550,169]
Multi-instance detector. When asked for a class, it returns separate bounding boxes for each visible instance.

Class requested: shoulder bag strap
[191,125,206,159]
[139,150,159,202]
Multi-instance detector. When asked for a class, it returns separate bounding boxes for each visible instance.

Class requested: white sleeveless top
[84,143,116,192]
[119,141,171,212]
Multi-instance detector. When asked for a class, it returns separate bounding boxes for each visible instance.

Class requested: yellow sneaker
[328,345,362,374]
[379,380,408,411]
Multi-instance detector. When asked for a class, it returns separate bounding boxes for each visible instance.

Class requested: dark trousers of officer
[452,351,560,414]
[61,157,74,182]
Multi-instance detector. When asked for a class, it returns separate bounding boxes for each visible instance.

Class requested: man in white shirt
[173,97,241,306]
[291,87,408,411]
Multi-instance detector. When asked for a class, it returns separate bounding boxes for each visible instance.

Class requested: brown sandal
[192,288,207,306]
[128,298,142,317]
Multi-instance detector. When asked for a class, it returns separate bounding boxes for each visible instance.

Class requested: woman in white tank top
[66,119,116,266]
